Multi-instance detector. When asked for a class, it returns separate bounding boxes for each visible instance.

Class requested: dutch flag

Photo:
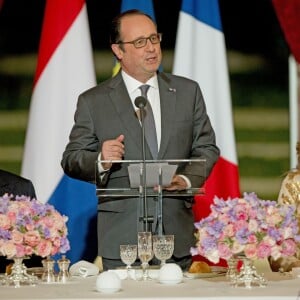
[21,0,97,264]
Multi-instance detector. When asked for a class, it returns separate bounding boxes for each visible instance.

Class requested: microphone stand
[135,96,153,232]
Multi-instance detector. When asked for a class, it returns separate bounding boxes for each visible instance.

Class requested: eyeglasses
[117,33,162,49]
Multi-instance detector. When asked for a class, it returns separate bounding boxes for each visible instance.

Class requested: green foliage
[231,69,288,108]
[236,129,289,143]
[239,157,289,177]
[0,129,26,145]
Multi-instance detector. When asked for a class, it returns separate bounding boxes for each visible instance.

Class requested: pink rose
[236,211,248,221]
[0,214,11,230]
[15,244,26,257]
[40,216,55,228]
[248,208,257,219]
[24,230,41,247]
[244,244,257,259]
[247,234,257,244]
[24,245,34,256]
[256,242,272,258]
[281,239,297,256]
[36,240,52,257]
[234,220,248,231]
[52,237,61,248]
[6,211,16,223]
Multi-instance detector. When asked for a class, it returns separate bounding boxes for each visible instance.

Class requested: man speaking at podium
[61,9,219,271]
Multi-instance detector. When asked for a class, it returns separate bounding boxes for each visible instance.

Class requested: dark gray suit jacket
[62,71,220,259]
[0,169,36,199]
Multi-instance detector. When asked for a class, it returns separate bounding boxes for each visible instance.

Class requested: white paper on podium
[128,163,178,188]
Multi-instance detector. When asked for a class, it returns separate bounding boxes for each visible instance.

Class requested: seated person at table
[0,169,42,273]
[0,169,36,198]
[269,142,300,272]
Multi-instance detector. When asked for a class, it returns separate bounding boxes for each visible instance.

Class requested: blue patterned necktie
[139,84,158,159]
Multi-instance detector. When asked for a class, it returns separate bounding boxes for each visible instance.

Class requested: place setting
[96,231,186,293]
[183,262,227,279]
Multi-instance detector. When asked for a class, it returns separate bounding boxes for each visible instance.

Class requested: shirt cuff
[97,152,110,174]
[178,174,191,189]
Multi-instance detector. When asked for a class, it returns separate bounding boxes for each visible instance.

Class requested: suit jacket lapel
[157,73,176,159]
[108,73,143,151]
[107,72,177,159]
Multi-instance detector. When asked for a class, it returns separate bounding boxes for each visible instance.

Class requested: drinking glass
[153,235,174,266]
[120,244,137,278]
[137,231,153,280]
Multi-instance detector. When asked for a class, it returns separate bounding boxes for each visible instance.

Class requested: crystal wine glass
[137,231,153,280]
[153,234,174,266]
[120,244,137,279]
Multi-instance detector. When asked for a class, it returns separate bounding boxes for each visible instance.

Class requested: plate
[184,266,227,279]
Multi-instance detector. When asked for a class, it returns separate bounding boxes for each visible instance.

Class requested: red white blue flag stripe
[173,0,240,221]
[22,0,97,264]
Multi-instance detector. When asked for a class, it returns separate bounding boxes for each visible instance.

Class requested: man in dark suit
[61,10,220,271]
[0,169,42,272]
[0,169,36,198]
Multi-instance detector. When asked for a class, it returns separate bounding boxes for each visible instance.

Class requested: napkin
[69,260,100,277]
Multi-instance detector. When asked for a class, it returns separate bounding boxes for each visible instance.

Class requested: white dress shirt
[122,70,161,149]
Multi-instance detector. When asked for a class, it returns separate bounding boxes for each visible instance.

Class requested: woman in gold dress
[270,142,300,271]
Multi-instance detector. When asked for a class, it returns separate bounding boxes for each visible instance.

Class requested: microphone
[134,96,147,109]
[134,96,152,232]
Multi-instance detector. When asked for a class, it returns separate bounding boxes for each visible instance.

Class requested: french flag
[21,0,97,264]
[173,0,240,222]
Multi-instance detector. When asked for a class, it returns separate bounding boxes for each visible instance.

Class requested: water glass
[153,235,174,266]
[120,244,137,279]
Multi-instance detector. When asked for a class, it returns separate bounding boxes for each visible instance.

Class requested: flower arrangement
[0,194,70,259]
[191,192,300,264]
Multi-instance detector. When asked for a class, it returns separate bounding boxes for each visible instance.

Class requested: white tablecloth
[1,272,299,300]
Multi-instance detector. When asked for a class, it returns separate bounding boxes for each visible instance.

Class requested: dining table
[1,269,300,300]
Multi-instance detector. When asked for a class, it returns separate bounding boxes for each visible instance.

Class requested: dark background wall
[0,0,289,63]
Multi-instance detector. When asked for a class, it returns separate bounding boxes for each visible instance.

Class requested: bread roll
[188,261,211,273]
